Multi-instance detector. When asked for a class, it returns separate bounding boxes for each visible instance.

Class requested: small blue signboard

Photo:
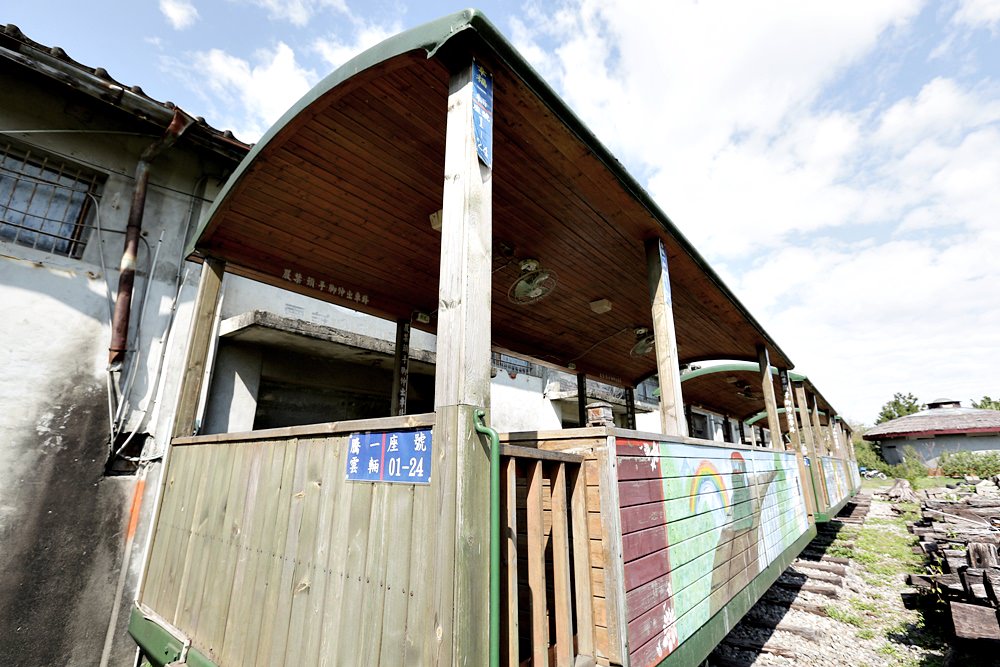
[345,429,432,484]
[472,60,494,168]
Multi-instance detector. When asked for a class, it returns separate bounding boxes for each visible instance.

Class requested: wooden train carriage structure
[129,10,858,667]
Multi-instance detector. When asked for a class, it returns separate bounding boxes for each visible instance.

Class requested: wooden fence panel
[139,416,440,667]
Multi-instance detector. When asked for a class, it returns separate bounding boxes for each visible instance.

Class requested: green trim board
[654,523,817,667]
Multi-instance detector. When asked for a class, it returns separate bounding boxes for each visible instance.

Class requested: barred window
[0,142,102,258]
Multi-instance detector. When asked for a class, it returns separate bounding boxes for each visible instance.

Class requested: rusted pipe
[108,109,194,367]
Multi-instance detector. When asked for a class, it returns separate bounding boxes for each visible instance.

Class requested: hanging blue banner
[472,60,494,168]
[345,429,432,484]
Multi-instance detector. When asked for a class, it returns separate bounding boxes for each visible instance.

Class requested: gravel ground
[708,493,952,667]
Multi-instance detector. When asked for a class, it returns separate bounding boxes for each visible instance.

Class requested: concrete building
[864,398,1000,466]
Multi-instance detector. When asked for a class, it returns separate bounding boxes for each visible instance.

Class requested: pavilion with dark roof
[864,398,1000,466]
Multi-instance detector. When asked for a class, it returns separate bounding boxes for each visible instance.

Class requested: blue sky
[6,0,999,423]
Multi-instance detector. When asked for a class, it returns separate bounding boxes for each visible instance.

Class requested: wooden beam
[645,238,686,436]
[779,370,801,453]
[173,257,225,438]
[390,319,411,416]
[782,370,815,521]
[757,345,783,449]
[796,383,829,509]
[810,396,829,456]
[577,372,588,426]
[435,60,493,667]
[625,387,636,430]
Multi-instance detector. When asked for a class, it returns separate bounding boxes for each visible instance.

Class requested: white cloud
[239,0,347,27]
[313,19,400,70]
[517,0,1000,420]
[159,0,199,30]
[184,42,318,141]
[952,0,1000,31]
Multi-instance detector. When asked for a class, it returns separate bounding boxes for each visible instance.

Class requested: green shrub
[889,446,927,487]
[855,439,891,474]
[939,450,1000,478]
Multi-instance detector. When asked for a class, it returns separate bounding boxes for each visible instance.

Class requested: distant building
[864,398,1000,466]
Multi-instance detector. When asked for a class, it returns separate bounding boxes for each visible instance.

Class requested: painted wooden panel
[821,456,850,508]
[616,439,810,667]
[139,418,441,667]
[848,458,862,493]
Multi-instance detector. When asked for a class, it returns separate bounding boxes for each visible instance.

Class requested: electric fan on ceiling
[507,259,557,305]
[629,327,656,357]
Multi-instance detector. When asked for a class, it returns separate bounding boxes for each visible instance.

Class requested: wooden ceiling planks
[194,36,793,387]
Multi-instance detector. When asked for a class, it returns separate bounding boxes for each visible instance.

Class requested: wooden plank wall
[615,438,811,667]
[140,418,449,667]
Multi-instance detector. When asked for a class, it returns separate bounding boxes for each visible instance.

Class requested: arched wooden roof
[189,9,793,387]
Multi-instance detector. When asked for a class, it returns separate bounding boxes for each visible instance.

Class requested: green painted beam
[127,605,219,667]
[655,524,818,667]
[681,362,806,384]
[127,607,181,667]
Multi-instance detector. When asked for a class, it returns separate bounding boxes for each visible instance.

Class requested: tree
[973,395,1000,411]
[875,392,921,424]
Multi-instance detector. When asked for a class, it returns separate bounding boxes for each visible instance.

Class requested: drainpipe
[108,109,194,367]
[474,410,500,667]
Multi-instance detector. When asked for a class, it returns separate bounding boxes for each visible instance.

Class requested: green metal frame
[128,606,218,667]
[655,523,818,667]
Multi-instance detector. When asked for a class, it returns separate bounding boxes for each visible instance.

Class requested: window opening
[0,141,102,258]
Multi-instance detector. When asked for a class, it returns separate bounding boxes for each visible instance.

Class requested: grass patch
[850,598,881,613]
[827,605,866,627]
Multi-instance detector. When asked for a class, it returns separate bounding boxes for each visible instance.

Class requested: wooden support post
[796,384,829,510]
[625,387,636,430]
[781,370,815,521]
[645,238,686,436]
[757,345,783,449]
[432,59,493,667]
[779,370,800,453]
[172,257,225,438]
[390,319,411,416]
[810,398,829,456]
[577,372,588,426]
[830,418,843,458]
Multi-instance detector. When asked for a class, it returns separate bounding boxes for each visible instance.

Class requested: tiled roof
[864,406,1000,440]
[0,23,250,162]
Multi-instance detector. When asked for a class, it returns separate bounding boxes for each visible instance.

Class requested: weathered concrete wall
[881,434,1000,466]
[490,371,563,432]
[0,64,236,665]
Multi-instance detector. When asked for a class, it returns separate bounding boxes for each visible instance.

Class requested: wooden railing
[500,444,595,666]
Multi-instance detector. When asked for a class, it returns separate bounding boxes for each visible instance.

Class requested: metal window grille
[0,142,102,258]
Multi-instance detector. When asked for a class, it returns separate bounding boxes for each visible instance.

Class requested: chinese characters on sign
[472,61,493,168]
[280,268,370,306]
[345,429,432,484]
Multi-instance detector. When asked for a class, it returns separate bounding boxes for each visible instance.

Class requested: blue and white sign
[472,60,494,168]
[345,429,432,484]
